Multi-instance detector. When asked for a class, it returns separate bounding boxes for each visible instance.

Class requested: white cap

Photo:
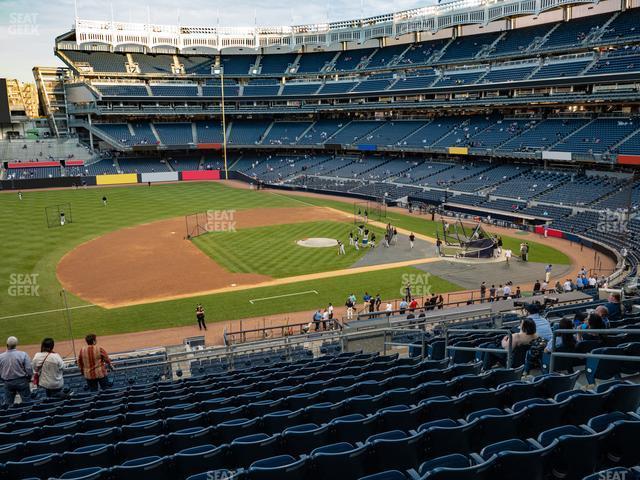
[6,336,18,348]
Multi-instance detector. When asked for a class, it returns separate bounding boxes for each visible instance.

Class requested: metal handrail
[445,327,514,367]
[548,328,640,372]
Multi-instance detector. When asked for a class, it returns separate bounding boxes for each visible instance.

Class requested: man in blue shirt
[0,337,33,405]
[312,310,323,331]
[524,303,553,343]
[603,292,622,322]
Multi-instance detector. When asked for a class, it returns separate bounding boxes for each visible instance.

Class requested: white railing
[68,0,602,52]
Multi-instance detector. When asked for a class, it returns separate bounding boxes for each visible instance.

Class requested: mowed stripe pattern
[193,221,384,278]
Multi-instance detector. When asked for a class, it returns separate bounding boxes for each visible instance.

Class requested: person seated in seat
[595,305,611,328]
[482,318,543,370]
[524,302,553,343]
[603,292,623,322]
[578,313,607,343]
[546,318,577,353]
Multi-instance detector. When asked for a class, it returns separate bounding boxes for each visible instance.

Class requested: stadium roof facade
[62,0,604,52]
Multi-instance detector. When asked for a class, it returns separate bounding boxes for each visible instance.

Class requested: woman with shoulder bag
[32,338,65,398]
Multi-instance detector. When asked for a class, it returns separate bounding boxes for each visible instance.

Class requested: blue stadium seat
[538,425,607,479]
[111,456,169,480]
[282,423,331,456]
[5,452,62,479]
[418,453,473,476]
[366,429,425,471]
[26,434,73,455]
[231,433,281,467]
[121,419,163,439]
[481,439,554,480]
[310,442,369,480]
[55,467,109,479]
[419,459,494,480]
[261,409,304,433]
[166,426,213,452]
[74,427,120,447]
[247,454,307,480]
[115,434,165,461]
[420,419,474,457]
[214,417,259,443]
[62,444,115,470]
[330,413,379,443]
[358,471,408,480]
[173,444,229,478]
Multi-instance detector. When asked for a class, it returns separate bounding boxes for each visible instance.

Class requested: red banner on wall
[534,225,564,238]
[181,170,221,181]
[8,161,59,168]
[197,143,222,150]
[618,155,640,165]
[65,160,85,166]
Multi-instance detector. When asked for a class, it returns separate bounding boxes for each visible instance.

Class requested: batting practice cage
[439,219,497,258]
[353,200,387,224]
[45,203,73,228]
[185,212,210,239]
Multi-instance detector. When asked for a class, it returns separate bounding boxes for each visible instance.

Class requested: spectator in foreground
[578,313,607,342]
[78,334,113,391]
[524,302,553,343]
[33,337,65,398]
[503,318,540,350]
[595,305,611,327]
[547,318,578,353]
[603,292,623,321]
[0,336,33,405]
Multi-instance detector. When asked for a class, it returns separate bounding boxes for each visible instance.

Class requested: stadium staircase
[610,126,640,154]
[477,33,505,59]
[546,118,596,150]
[149,123,163,146]
[430,38,455,63]
[258,122,276,145]
[534,23,562,50]
[191,123,199,144]
[592,11,621,42]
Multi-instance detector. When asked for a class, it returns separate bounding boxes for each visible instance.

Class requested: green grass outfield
[193,221,385,277]
[0,182,569,345]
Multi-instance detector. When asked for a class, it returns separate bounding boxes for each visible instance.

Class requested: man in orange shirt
[77,334,113,391]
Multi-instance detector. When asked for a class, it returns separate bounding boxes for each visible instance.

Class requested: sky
[0,0,433,82]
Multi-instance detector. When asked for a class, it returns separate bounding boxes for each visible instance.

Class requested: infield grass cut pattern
[278,194,572,266]
[192,221,385,277]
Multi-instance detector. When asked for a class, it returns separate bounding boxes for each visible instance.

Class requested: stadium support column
[220,69,229,180]
[88,113,94,151]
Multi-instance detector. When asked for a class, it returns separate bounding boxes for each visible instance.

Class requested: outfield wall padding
[181,170,220,181]
[534,225,564,238]
[448,147,469,155]
[140,172,179,183]
[0,176,94,190]
[96,174,139,185]
[618,155,640,165]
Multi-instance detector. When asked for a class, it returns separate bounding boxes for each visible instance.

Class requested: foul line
[269,191,317,208]
[249,290,319,304]
[0,304,97,321]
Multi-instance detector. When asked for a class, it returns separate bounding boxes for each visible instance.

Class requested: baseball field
[0,181,573,348]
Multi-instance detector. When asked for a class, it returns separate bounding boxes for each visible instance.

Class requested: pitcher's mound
[297,238,338,248]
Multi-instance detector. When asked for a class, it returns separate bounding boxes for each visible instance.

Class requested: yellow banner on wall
[96,174,139,185]
[448,147,469,155]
